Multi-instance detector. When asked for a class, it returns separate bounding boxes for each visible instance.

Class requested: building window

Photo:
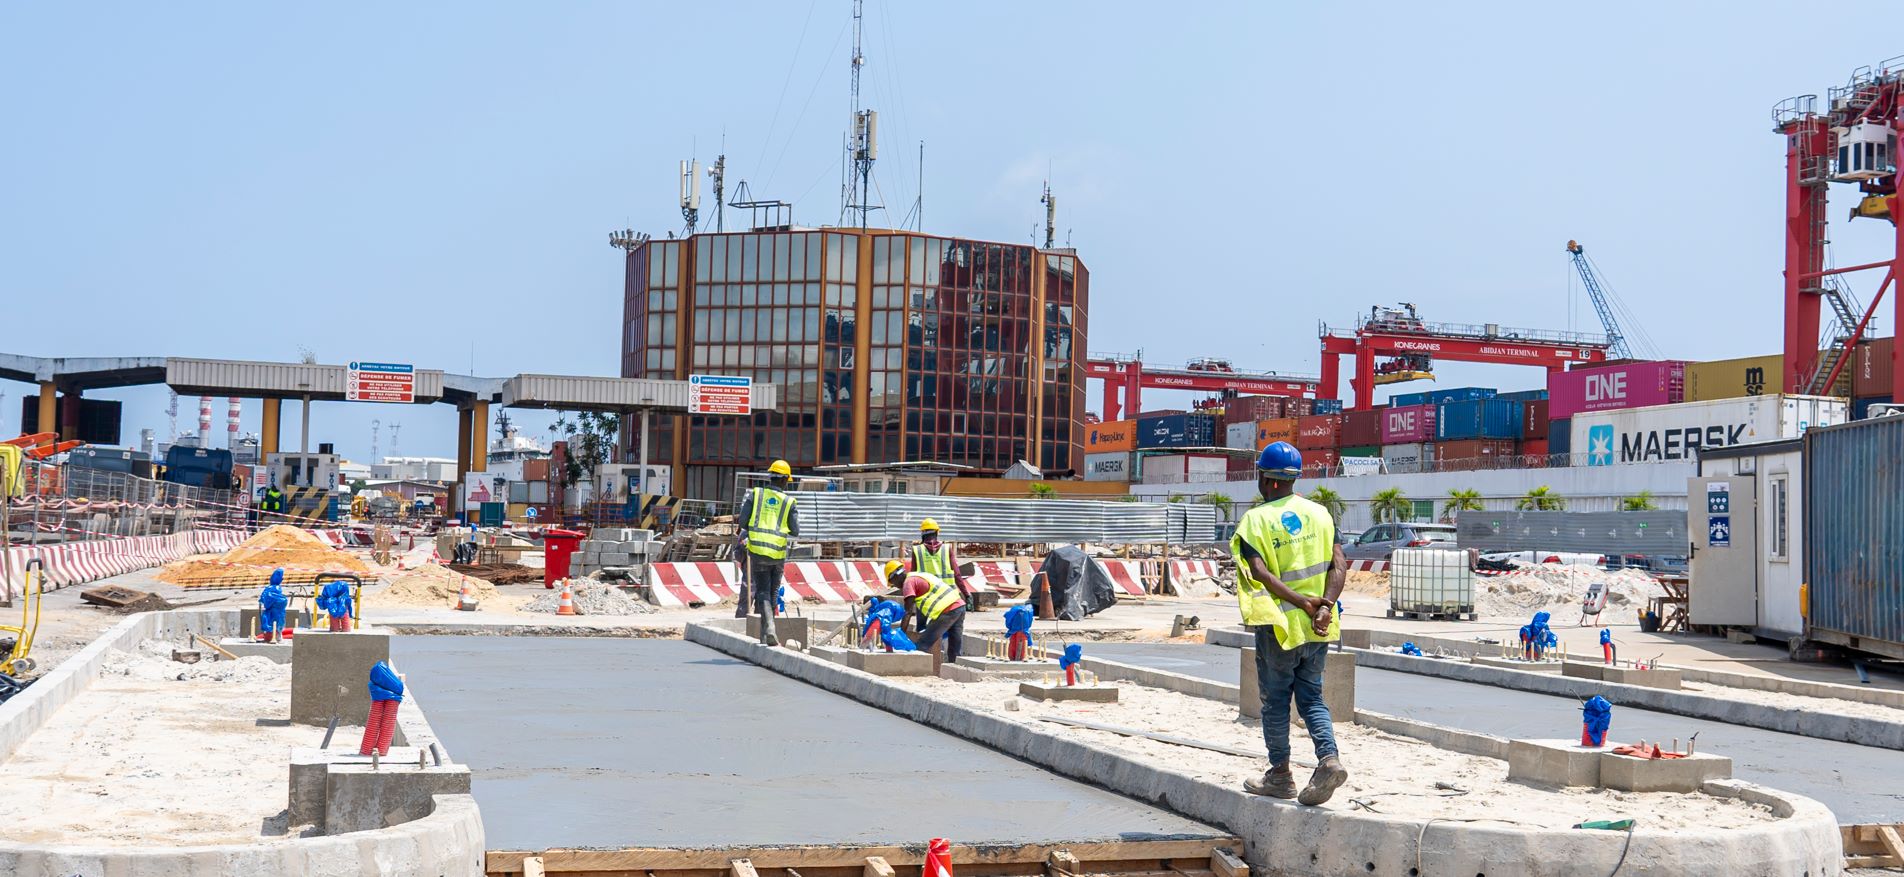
[1769,474,1789,561]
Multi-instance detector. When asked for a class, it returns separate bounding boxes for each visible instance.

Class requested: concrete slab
[290,629,392,726]
[1473,656,1565,673]
[1507,738,1606,787]
[955,655,1058,673]
[746,616,810,645]
[392,636,1221,850]
[1600,750,1732,793]
[847,649,935,676]
[217,638,292,663]
[1019,681,1118,702]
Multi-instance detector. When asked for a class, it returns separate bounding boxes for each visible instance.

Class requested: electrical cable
[764,19,851,192]
[754,0,822,177]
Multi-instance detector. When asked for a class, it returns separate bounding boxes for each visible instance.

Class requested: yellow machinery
[3,558,45,676]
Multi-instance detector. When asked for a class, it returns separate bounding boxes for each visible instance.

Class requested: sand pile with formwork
[157,525,368,587]
[378,563,501,608]
[1475,565,1659,621]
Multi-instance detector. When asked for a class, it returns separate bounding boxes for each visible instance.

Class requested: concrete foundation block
[1019,681,1118,702]
[745,616,810,646]
[846,650,935,676]
[1559,663,1684,690]
[288,749,329,827]
[1600,750,1732,793]
[325,757,473,833]
[1475,656,1565,673]
[597,551,634,566]
[239,607,311,636]
[1239,647,1355,724]
[810,645,852,666]
[954,655,1058,675]
[290,629,393,726]
[215,638,294,663]
[1507,738,1606,788]
[1338,628,1371,650]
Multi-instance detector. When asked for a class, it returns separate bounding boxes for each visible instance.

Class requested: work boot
[1242,766,1297,799]
[1299,756,1349,806]
[762,634,780,647]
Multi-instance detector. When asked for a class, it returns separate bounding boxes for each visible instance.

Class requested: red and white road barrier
[644,562,742,607]
[781,561,881,604]
[1098,559,1149,597]
[1168,559,1223,581]
[0,532,196,600]
[964,561,1018,594]
[1344,559,1389,573]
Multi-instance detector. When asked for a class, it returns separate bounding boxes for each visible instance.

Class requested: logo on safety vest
[1281,511,1303,535]
[765,496,780,506]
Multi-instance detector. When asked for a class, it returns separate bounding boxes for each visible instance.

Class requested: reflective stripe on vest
[1231,494,1338,649]
[911,574,962,623]
[912,542,953,578]
[744,487,795,560]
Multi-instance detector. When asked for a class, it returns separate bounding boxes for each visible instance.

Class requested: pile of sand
[379,564,500,608]
[100,639,288,685]
[523,580,656,615]
[1475,565,1659,621]
[157,525,367,586]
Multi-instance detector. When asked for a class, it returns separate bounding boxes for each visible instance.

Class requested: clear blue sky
[4,2,1899,462]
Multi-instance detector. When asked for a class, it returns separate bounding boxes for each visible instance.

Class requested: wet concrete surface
[393,636,1222,850]
[1085,642,1904,823]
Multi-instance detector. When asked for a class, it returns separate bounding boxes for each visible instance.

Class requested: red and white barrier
[1098,559,1149,596]
[644,562,742,607]
[0,532,196,600]
[1344,559,1389,573]
[964,561,1018,594]
[1168,560,1223,581]
[780,561,883,604]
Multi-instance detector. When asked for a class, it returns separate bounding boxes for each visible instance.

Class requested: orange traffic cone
[557,582,576,616]
[457,579,479,612]
[924,838,953,877]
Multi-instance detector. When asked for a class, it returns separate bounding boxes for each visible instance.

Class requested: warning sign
[347,362,415,403]
[689,374,752,415]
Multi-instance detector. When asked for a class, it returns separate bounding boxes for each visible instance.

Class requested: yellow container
[1685,354,1781,401]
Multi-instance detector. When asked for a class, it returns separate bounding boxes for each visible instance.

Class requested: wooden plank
[194,633,239,661]
[1879,825,1904,863]
[488,840,1239,874]
[1045,850,1080,877]
[1209,848,1247,877]
[523,856,547,877]
[864,857,896,877]
[730,859,760,877]
[1845,854,1903,868]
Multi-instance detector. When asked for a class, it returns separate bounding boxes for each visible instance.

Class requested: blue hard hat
[1256,441,1303,480]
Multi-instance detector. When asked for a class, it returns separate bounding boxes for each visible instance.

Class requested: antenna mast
[844,0,880,228]
[371,418,380,465]
[679,159,701,236]
[1041,182,1056,249]
[389,422,401,460]
[709,153,726,232]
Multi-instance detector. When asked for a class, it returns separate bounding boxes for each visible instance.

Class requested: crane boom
[1566,240,1633,360]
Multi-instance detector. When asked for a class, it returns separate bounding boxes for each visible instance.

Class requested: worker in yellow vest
[1232,441,1348,805]
[885,560,966,663]
[735,460,800,646]
[906,518,977,617]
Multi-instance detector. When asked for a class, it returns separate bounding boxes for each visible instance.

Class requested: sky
[4,2,1902,462]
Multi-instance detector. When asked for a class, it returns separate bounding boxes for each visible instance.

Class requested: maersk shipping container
[1083,451,1135,482]
[1136,413,1217,449]
[1341,408,1383,446]
[1225,420,1258,450]
[1380,404,1436,443]
[1435,399,1522,441]
[1804,414,1904,660]
[1569,395,1847,466]
[1381,442,1434,474]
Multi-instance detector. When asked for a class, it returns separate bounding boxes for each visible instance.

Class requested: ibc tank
[1388,548,1473,617]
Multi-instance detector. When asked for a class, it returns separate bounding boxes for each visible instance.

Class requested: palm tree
[1370,487,1412,523]
[1621,490,1658,511]
[1028,482,1058,499]
[1517,485,1566,511]
[1442,488,1484,522]
[1201,492,1235,521]
[1306,486,1346,523]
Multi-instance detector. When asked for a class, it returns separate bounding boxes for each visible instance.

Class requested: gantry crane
[1319,307,1613,410]
[1087,355,1317,421]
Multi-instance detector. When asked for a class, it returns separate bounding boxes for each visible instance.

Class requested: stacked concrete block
[569,529,657,578]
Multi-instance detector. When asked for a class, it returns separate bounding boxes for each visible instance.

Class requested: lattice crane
[1566,240,1633,360]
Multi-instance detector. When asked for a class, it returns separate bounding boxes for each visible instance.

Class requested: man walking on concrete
[1232,441,1348,805]
[735,460,799,646]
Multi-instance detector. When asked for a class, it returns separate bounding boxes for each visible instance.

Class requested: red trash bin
[542,529,585,589]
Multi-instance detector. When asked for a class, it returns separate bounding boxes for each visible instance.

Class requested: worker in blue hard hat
[1232,441,1349,805]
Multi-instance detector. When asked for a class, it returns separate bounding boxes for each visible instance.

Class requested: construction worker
[735,460,799,646]
[885,560,966,663]
[1232,441,1348,805]
[907,518,978,613]
[260,484,286,519]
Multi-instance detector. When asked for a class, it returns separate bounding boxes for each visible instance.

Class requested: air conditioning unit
[1864,403,1904,419]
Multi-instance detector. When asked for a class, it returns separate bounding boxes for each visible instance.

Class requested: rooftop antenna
[728,179,793,229]
[370,418,380,464]
[915,140,924,230]
[709,151,726,232]
[389,422,401,460]
[679,158,701,236]
[609,229,650,251]
[1041,182,1056,249]
[843,0,881,228]
[166,391,178,443]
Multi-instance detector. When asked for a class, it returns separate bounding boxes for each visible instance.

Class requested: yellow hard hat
[883,559,907,583]
[768,460,792,477]
[919,517,939,533]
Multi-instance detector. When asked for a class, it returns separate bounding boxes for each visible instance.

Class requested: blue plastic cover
[368,660,405,702]
[1059,643,1083,669]
[1582,695,1613,745]
[258,582,288,632]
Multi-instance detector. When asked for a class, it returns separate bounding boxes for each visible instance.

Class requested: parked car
[1343,522,1457,560]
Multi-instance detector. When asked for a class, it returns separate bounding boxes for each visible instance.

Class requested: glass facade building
[621,229,1087,501]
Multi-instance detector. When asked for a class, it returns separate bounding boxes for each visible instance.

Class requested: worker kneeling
[884,560,965,663]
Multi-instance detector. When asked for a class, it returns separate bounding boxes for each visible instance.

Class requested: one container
[1684,355,1780,402]
[1083,451,1135,482]
[543,528,585,587]
[1436,399,1522,440]
[1521,399,1550,440]
[1339,445,1381,458]
[1853,337,1895,398]
[1389,391,1430,407]
[1854,395,1895,419]
[1389,548,1474,617]
[1255,417,1298,449]
[1295,415,1343,449]
[1380,404,1437,443]
[1424,387,1497,406]
[1313,398,1345,415]
[1086,419,1138,453]
[1804,414,1904,659]
[1225,420,1258,450]
[1548,417,1572,456]
[1341,408,1383,446]
[1496,388,1550,403]
[1137,413,1217,449]
[1548,360,1686,418]
[1569,395,1848,466]
[1138,453,1229,484]
[1381,442,1435,474]
[1434,439,1517,471]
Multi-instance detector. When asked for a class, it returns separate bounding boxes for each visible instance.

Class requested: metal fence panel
[793,493,1213,544]
[1454,510,1688,557]
[1804,415,1904,654]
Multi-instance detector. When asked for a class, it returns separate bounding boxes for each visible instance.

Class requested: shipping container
[523,459,550,482]
[1433,439,1517,471]
[1521,439,1549,460]
[1569,395,1847,466]
[1137,413,1217,449]
[1135,409,1186,419]
[1496,388,1550,403]
[1083,451,1135,482]
[1436,399,1522,441]
[1685,355,1781,402]
[1086,419,1138,453]
[1288,397,1316,417]
[1521,399,1550,440]
[1223,395,1287,427]
[1548,360,1686,419]
[1138,453,1229,484]
[1854,395,1895,419]
[1389,391,1429,407]
[1379,404,1437,444]
[1548,417,1572,456]
[1294,415,1342,450]
[1224,420,1257,450]
[66,446,151,474]
[1255,417,1298,449]
[1339,445,1381,458]
[1300,448,1338,476]
[1424,387,1497,406]
[1804,414,1904,660]
[1313,399,1344,415]
[1853,337,1895,398]
[1341,408,1383,447]
[1380,442,1435,474]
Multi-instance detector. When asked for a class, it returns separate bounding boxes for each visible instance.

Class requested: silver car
[1343,522,1457,560]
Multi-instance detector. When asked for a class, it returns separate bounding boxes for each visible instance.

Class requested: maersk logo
[1587,425,1614,466]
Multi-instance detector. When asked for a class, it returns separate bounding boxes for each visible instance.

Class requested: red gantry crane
[1319,304,1613,410]
[1774,58,1904,397]
[1088,355,1317,421]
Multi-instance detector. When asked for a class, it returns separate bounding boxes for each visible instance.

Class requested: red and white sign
[346,362,415,403]
[689,374,752,415]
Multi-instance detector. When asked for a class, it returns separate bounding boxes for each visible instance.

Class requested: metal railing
[5,461,244,543]
[1352,316,1610,349]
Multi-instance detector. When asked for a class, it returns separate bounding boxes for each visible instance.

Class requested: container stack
[1083,419,1138,483]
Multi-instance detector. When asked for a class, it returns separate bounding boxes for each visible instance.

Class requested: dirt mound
[1475,565,1659,621]
[523,581,656,616]
[379,564,500,608]
[156,525,367,587]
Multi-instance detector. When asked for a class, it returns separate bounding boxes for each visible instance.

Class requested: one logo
[1280,511,1303,535]
[1587,424,1614,466]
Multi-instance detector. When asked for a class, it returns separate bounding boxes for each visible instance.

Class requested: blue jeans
[1253,629,1337,768]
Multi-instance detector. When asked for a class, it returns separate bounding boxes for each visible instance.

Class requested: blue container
[1426,386,1498,406]
[1805,415,1904,656]
[1436,399,1522,441]
[162,446,234,488]
[1137,413,1217,449]
[1389,391,1430,407]
[1853,395,1893,419]
[1548,417,1572,456]
[1496,389,1550,403]
[1313,398,1345,415]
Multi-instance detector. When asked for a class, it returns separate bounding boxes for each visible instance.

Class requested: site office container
[1380,404,1435,444]
[1521,399,1550,440]
[1295,415,1342,450]
[1139,453,1229,485]
[1436,399,1522,441]
[1569,395,1848,466]
[1313,399,1345,415]
[1804,414,1904,660]
[1685,355,1781,402]
[1223,395,1287,428]
[1082,451,1135,482]
[1380,442,1435,474]
[1224,420,1257,450]
[1496,389,1550,403]
[1255,418,1298,449]
[1341,408,1383,447]
[1137,413,1217,449]
[1548,417,1572,456]
[1086,419,1137,453]
[1853,337,1895,398]
[1548,360,1686,419]
[1434,439,1517,471]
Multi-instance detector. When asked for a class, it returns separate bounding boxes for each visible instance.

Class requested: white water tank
[1389,548,1473,617]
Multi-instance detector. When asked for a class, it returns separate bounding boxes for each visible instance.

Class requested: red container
[1341,408,1383,446]
[1434,439,1518,471]
[1295,415,1342,449]
[1547,361,1685,419]
[1854,337,1895,398]
[1223,395,1286,428]
[1300,447,1339,476]
[542,528,585,588]
[1521,399,1549,440]
[1289,397,1316,417]
[1520,438,1550,468]
[1379,404,1436,443]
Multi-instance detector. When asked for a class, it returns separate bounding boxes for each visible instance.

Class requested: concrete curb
[688,623,1842,877]
[1350,647,1904,750]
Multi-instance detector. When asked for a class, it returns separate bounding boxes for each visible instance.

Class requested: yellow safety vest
[911,542,953,578]
[744,486,795,560]
[910,573,962,623]
[1231,494,1338,649]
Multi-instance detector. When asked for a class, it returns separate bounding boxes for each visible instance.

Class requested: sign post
[346,362,416,403]
[689,374,752,416]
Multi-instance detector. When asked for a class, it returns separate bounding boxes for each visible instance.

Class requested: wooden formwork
[1842,823,1904,870]
[487,838,1246,877]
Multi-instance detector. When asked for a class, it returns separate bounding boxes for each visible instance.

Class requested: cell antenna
[1041,182,1056,249]
[842,0,881,228]
[709,153,726,232]
[679,159,701,236]
[371,418,380,465]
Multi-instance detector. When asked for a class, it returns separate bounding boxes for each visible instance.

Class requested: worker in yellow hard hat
[906,517,978,616]
[734,460,799,645]
[885,559,966,664]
